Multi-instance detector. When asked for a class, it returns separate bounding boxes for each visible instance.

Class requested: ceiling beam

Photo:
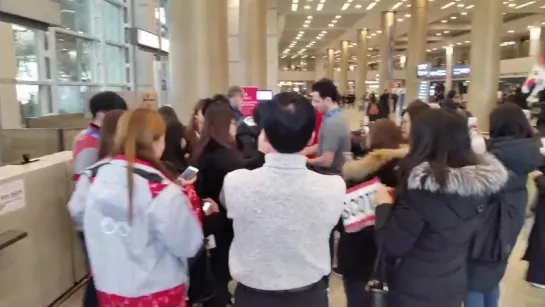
[428,24,472,31]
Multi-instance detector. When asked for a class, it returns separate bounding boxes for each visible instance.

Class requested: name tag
[342,177,380,233]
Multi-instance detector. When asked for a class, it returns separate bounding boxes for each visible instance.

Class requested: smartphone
[467,117,477,129]
[179,166,199,181]
[203,202,212,212]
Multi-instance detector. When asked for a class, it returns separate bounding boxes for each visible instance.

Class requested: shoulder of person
[311,173,346,194]
[224,168,254,186]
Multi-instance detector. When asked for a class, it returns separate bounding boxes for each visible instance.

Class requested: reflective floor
[57,108,545,307]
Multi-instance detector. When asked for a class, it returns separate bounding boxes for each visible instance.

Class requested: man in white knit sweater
[222,92,345,307]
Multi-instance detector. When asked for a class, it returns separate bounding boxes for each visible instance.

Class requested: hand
[530,170,543,179]
[202,198,220,216]
[375,184,394,206]
[179,176,197,186]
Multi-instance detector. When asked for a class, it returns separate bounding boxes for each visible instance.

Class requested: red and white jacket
[68,156,203,307]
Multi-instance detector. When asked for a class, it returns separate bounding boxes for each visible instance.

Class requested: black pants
[202,278,231,307]
[78,232,98,307]
[234,281,328,307]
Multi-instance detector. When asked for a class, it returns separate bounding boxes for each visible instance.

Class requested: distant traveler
[227,85,244,122]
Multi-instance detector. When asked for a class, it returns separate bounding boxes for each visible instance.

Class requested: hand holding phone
[202,198,219,216]
[178,167,199,186]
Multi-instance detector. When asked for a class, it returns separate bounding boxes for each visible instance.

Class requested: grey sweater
[223,153,345,290]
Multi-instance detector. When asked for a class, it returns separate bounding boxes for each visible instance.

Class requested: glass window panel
[56,33,97,82]
[17,85,52,119]
[60,0,93,34]
[58,85,98,114]
[104,2,124,43]
[105,45,126,84]
[13,26,45,81]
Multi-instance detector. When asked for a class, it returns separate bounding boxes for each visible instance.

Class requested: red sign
[240,86,258,117]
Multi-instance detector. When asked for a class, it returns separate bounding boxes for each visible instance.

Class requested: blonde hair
[112,108,171,220]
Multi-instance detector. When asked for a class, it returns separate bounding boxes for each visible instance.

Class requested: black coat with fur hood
[338,147,408,282]
[375,153,509,307]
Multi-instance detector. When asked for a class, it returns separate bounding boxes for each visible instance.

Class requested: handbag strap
[370,243,387,283]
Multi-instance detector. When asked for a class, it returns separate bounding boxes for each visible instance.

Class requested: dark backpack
[469,196,513,262]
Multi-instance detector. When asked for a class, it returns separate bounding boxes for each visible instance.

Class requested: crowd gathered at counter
[67,79,545,307]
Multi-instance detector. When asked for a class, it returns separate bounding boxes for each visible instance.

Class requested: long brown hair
[98,110,125,160]
[112,109,174,221]
[190,102,237,164]
[368,119,403,150]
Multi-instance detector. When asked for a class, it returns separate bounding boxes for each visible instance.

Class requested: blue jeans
[464,287,500,307]
[343,279,370,307]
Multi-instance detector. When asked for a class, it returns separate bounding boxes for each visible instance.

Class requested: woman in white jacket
[68,108,203,307]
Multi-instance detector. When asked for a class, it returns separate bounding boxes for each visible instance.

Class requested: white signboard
[0,180,25,216]
[342,177,380,233]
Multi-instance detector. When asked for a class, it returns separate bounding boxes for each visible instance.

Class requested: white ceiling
[278,0,545,62]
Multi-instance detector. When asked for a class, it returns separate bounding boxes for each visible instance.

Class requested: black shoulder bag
[366,245,389,307]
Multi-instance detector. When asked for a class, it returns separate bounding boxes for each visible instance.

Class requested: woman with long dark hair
[373,109,509,307]
[340,119,406,307]
[466,103,541,307]
[191,102,264,307]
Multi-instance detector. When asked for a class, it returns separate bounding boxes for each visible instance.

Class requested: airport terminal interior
[1,0,545,306]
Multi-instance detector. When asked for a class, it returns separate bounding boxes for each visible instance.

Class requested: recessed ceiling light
[451,16,457,19]
[304,5,311,9]
[461,12,467,15]
[328,23,334,27]
[444,30,450,33]
[307,16,313,19]
[441,20,447,23]
[321,30,327,34]
[405,14,411,17]
[397,18,404,22]
[508,30,514,33]
[465,40,470,43]
[407,4,411,7]
[355,4,362,8]
[432,48,438,50]
[303,24,309,27]
[457,3,464,7]
[304,20,311,24]
[335,15,342,19]
[465,4,474,9]
[441,2,456,9]
[332,20,338,23]
[456,42,462,45]
[436,33,442,36]
[377,30,382,34]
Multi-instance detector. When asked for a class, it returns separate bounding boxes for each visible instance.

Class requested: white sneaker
[531,283,545,289]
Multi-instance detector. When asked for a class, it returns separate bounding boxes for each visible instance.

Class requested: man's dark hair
[227,85,243,98]
[253,101,269,131]
[89,91,127,118]
[262,92,316,153]
[311,78,340,103]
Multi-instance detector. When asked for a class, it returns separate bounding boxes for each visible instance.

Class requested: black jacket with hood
[338,147,409,282]
[467,137,541,292]
[375,153,509,307]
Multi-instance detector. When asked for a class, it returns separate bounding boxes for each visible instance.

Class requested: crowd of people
[67,78,545,307]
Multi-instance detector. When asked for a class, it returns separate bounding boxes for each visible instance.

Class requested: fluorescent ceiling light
[291,4,298,11]
[441,2,456,9]
[366,2,377,10]
[355,4,362,8]
[391,2,403,10]
[317,3,324,10]
[441,20,447,23]
[516,1,536,9]
[335,15,342,19]
[307,16,313,19]
[461,12,467,15]
[341,3,351,10]
[465,4,474,9]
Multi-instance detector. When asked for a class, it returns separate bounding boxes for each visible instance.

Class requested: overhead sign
[135,29,169,53]
[417,64,471,80]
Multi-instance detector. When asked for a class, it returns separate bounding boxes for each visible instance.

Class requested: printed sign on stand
[0,180,25,216]
[241,86,258,117]
[342,177,380,233]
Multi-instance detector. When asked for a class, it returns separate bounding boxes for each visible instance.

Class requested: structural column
[379,11,396,93]
[168,0,213,122]
[529,26,542,58]
[356,29,369,101]
[467,0,501,131]
[239,0,267,87]
[405,0,428,101]
[206,0,229,94]
[339,40,349,96]
[326,48,335,79]
[314,56,325,80]
[445,45,454,92]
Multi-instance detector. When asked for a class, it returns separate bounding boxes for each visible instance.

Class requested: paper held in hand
[342,177,380,233]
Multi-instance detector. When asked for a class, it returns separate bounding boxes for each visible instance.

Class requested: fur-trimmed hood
[343,146,409,182]
[407,153,509,197]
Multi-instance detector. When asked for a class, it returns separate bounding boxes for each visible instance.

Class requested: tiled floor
[58,109,545,306]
